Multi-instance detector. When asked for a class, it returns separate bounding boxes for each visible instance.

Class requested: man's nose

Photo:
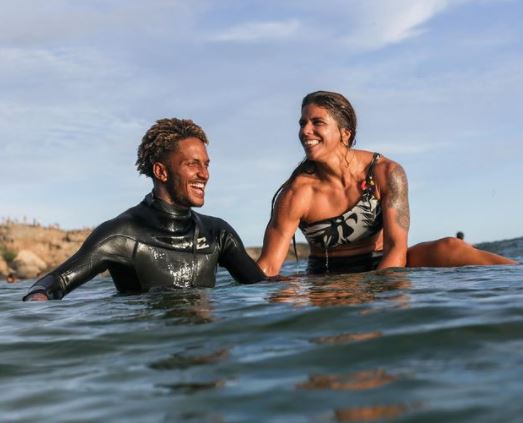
[198,165,209,180]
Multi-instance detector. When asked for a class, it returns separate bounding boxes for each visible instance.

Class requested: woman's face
[299,103,350,162]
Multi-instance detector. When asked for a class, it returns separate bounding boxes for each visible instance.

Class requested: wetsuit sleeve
[23,220,133,300]
[217,221,266,284]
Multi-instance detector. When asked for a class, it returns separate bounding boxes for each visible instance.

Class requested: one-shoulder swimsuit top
[299,153,383,250]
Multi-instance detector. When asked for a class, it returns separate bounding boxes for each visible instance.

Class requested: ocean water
[1,239,523,423]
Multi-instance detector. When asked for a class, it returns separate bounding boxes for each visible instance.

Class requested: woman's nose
[300,121,313,136]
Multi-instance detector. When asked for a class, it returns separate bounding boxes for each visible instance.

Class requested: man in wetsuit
[24,118,266,301]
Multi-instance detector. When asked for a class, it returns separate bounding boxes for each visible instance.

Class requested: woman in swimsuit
[257,91,516,276]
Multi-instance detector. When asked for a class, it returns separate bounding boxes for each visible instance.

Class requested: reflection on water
[297,369,397,391]
[272,271,414,422]
[312,331,382,345]
[150,348,229,370]
[146,288,214,324]
[270,270,412,308]
[151,347,229,397]
[297,369,406,421]
[170,411,225,423]
[159,380,226,394]
[334,404,409,422]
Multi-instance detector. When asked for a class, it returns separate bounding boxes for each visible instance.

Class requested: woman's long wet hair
[269,91,358,260]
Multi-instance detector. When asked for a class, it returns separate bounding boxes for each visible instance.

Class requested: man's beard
[164,168,194,208]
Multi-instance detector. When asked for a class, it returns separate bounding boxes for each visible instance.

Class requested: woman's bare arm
[376,162,409,269]
[257,185,309,276]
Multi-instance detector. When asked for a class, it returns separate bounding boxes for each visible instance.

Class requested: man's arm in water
[22,221,122,301]
[217,220,266,283]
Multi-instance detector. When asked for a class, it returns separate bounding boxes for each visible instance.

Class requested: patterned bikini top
[299,153,383,250]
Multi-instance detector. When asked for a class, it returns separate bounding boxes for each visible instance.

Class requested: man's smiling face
[163,137,210,208]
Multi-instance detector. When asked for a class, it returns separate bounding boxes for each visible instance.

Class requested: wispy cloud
[340,0,450,50]
[0,47,121,81]
[209,19,301,42]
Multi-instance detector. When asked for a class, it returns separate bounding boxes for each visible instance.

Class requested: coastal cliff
[0,222,92,279]
[0,222,310,280]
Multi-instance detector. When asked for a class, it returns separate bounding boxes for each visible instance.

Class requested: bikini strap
[361,152,381,191]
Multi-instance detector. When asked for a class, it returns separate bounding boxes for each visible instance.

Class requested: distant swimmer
[456,231,465,240]
[23,118,265,301]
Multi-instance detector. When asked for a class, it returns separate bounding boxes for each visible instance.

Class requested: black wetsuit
[23,193,265,300]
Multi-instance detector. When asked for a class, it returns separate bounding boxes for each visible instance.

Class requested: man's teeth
[304,140,320,147]
[191,182,205,189]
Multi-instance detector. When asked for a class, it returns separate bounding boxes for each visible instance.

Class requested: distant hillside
[474,236,523,259]
[0,222,91,279]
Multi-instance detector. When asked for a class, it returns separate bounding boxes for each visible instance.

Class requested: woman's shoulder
[274,173,317,215]
[367,152,408,194]
[356,151,403,176]
[354,150,397,168]
[280,173,316,200]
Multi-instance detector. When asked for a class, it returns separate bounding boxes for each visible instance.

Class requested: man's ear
[152,162,168,182]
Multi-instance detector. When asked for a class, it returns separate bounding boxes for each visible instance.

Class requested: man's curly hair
[136,118,209,178]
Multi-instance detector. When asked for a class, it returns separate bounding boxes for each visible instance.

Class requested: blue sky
[1,0,522,247]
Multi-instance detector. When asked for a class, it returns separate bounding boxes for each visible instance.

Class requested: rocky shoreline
[0,222,92,280]
[0,222,309,280]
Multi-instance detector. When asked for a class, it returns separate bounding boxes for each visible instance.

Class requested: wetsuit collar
[145,191,192,220]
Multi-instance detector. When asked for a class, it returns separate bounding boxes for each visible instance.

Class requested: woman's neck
[315,149,359,186]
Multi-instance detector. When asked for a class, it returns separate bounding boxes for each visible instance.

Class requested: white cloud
[209,19,301,42]
[203,0,460,51]
[341,0,450,50]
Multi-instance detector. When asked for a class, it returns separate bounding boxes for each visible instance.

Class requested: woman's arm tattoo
[385,165,410,230]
